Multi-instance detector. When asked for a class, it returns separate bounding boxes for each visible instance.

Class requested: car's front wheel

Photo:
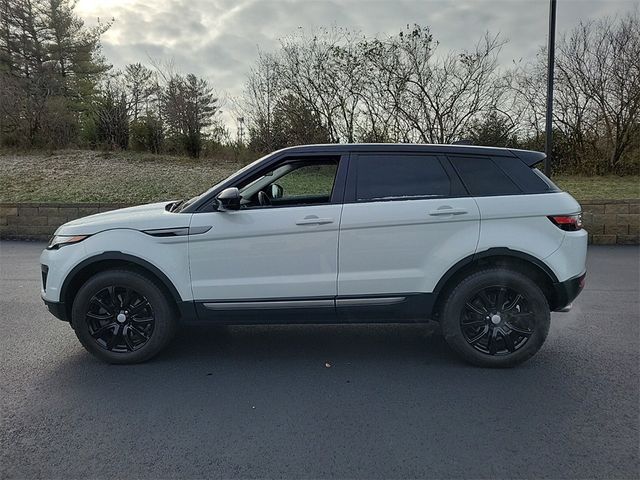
[71,269,177,364]
[440,268,550,368]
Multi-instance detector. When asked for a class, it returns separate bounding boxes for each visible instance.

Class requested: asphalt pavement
[1,241,638,479]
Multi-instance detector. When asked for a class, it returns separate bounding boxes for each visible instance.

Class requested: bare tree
[242,51,282,151]
[513,11,640,174]
[560,11,640,172]
[278,31,340,142]
[374,27,507,143]
[94,76,129,150]
[243,26,509,146]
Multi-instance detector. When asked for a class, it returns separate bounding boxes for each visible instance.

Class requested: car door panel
[188,204,342,301]
[338,198,480,295]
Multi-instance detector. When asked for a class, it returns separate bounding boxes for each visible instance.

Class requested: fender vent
[142,228,189,237]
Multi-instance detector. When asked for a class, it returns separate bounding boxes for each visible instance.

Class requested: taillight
[548,214,583,231]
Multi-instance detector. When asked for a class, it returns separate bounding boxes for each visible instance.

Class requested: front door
[188,156,345,305]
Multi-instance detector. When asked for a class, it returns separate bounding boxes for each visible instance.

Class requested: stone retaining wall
[580,200,639,245]
[0,203,129,241]
[1,200,639,244]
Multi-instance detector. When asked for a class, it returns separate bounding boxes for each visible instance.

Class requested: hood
[56,201,192,236]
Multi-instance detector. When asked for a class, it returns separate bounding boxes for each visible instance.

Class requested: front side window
[355,154,451,202]
[277,164,337,198]
[239,158,339,208]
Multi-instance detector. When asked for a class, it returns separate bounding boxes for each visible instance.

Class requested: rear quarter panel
[475,192,585,281]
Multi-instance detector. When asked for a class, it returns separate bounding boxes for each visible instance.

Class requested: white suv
[41,144,587,367]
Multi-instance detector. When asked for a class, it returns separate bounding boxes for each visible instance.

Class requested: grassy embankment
[0,150,638,203]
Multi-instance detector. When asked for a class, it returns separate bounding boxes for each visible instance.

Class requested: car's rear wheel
[71,269,177,364]
[440,268,550,368]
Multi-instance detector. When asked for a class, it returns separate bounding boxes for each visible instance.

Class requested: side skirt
[183,294,435,325]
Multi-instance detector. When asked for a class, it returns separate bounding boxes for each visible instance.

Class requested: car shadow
[157,322,459,365]
[50,321,473,376]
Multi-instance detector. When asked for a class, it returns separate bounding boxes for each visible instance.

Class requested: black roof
[274,143,546,166]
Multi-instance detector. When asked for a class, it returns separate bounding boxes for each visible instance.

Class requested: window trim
[343,153,467,204]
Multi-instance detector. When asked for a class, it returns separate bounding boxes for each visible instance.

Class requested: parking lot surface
[1,241,638,479]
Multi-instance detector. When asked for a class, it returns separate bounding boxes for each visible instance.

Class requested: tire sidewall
[441,269,550,368]
[72,270,176,364]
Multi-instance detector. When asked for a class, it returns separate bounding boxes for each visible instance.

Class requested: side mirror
[215,187,241,211]
[270,183,284,199]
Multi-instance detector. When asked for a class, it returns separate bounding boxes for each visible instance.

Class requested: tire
[71,269,177,364]
[440,268,550,368]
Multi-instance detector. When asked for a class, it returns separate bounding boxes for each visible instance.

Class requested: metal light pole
[237,117,245,144]
[544,0,557,177]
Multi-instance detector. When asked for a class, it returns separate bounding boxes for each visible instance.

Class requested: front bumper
[41,259,68,321]
[552,271,586,311]
[44,298,68,322]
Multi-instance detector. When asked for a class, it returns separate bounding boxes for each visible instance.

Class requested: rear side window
[449,156,520,196]
[492,156,555,194]
[532,168,561,192]
[356,154,451,201]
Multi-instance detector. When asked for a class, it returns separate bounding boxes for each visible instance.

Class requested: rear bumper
[552,271,586,311]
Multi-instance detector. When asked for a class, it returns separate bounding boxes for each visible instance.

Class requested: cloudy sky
[76,0,637,122]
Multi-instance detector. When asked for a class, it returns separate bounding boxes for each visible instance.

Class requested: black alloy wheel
[72,269,176,364]
[86,286,155,353]
[440,268,550,368]
[460,286,534,356]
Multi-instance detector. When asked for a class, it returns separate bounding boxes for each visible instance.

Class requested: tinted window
[356,155,451,201]
[449,156,520,196]
[492,156,554,193]
[532,168,561,191]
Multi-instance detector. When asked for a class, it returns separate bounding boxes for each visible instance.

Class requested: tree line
[241,15,639,175]
[1,0,638,174]
[0,0,221,158]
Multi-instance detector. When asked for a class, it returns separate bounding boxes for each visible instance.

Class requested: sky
[76,0,638,124]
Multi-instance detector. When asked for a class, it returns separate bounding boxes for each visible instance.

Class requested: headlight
[47,235,90,250]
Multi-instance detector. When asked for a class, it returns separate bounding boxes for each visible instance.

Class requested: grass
[277,164,337,196]
[553,175,640,201]
[0,150,244,204]
[0,150,637,203]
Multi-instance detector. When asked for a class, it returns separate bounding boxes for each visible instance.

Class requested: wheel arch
[432,248,560,315]
[61,252,184,320]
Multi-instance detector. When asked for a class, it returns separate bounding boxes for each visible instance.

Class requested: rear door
[337,153,480,301]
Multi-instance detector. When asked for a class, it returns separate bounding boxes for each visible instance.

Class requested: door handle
[428,206,468,216]
[295,215,334,225]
